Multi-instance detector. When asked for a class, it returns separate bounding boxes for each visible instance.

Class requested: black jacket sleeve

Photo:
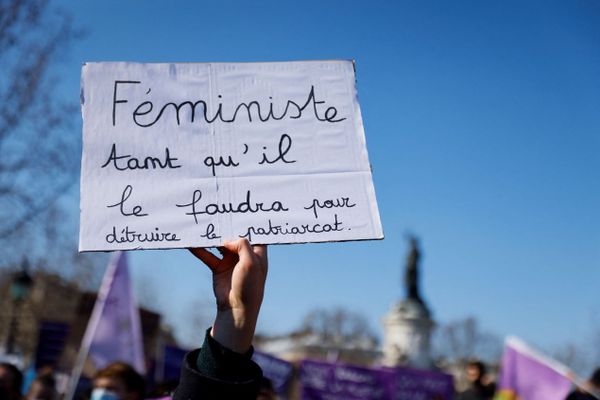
[172,329,263,400]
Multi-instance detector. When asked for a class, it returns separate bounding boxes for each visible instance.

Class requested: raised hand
[190,239,268,353]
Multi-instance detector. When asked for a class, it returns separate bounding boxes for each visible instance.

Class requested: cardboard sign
[79,61,383,251]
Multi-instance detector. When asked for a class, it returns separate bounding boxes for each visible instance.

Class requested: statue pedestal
[381,298,434,369]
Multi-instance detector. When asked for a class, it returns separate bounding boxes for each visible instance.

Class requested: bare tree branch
[300,307,378,347]
[432,316,502,363]
[0,0,79,250]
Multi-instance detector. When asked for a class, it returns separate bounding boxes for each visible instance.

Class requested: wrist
[211,308,259,353]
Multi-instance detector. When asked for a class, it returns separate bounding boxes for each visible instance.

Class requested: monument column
[382,236,435,369]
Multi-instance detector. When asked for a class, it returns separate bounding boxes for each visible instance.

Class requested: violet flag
[81,251,145,373]
[495,336,572,400]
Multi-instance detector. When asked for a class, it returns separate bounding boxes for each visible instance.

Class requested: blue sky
[55,1,599,355]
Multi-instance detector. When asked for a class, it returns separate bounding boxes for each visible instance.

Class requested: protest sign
[301,359,387,400]
[380,365,454,400]
[252,351,294,395]
[300,359,454,400]
[79,61,383,251]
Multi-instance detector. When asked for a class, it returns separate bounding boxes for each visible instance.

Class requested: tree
[292,307,379,364]
[552,313,600,378]
[432,316,502,364]
[178,297,212,348]
[300,307,379,348]
[0,0,80,265]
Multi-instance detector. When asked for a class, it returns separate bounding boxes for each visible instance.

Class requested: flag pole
[63,253,118,400]
[570,375,600,400]
[63,339,92,400]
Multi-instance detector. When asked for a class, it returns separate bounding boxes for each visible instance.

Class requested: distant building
[0,269,80,359]
[0,268,176,375]
[255,329,380,366]
[254,327,380,400]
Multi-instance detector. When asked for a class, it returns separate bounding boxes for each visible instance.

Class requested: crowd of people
[0,363,58,400]
[1,238,599,399]
[454,359,600,400]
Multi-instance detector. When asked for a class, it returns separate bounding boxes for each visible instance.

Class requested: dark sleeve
[172,329,263,400]
[564,392,587,400]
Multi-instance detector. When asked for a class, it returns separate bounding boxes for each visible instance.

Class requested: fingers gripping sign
[189,239,268,353]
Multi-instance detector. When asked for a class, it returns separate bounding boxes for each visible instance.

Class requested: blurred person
[146,379,178,399]
[25,371,56,400]
[173,239,267,400]
[0,362,23,400]
[458,360,495,400]
[565,367,600,400]
[92,362,145,400]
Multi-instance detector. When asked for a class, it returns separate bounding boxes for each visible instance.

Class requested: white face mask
[91,388,120,400]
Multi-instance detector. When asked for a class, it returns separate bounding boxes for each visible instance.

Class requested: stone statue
[382,235,433,368]
[404,236,423,304]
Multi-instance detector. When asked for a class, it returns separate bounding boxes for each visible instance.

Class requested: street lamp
[5,259,33,355]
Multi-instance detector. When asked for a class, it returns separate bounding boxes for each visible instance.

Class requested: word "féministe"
[112,82,346,127]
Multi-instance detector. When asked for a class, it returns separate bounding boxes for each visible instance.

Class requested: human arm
[192,238,268,353]
[173,239,267,400]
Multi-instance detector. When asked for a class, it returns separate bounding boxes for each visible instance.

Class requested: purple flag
[301,359,387,400]
[156,344,189,382]
[82,252,145,373]
[253,350,294,394]
[300,359,454,400]
[495,336,573,400]
[380,365,454,400]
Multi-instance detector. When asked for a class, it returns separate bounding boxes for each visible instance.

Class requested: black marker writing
[101,143,181,171]
[176,190,202,224]
[112,83,346,127]
[113,80,141,126]
[304,196,356,218]
[107,185,148,217]
[204,154,239,176]
[240,214,344,241]
[105,226,179,243]
[259,133,296,165]
[200,223,221,240]
[176,189,288,223]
